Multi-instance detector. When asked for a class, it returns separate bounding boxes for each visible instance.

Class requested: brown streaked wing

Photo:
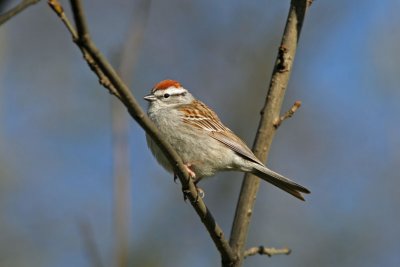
[179,100,228,132]
[179,100,263,165]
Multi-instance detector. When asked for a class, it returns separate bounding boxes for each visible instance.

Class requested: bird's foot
[174,163,195,183]
[196,187,205,199]
[182,186,205,202]
[180,163,205,202]
[184,163,196,179]
[182,188,190,202]
[176,163,196,184]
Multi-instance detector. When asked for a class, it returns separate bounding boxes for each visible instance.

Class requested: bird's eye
[163,93,170,98]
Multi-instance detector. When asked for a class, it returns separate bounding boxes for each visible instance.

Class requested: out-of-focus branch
[229,1,310,266]
[243,246,291,258]
[112,97,131,267]
[48,0,236,264]
[0,0,40,25]
[78,220,105,267]
[112,1,152,267]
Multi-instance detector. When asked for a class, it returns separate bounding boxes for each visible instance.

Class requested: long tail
[251,165,310,201]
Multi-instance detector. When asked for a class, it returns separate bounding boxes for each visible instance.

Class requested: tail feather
[252,165,310,201]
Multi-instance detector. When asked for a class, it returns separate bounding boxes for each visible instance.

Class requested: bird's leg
[174,163,195,183]
[181,163,205,201]
[185,164,205,200]
[184,163,196,180]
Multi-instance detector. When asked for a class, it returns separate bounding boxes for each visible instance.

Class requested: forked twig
[273,100,302,128]
[48,0,121,99]
[244,246,291,258]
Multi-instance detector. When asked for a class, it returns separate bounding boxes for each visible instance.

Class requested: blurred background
[0,0,399,266]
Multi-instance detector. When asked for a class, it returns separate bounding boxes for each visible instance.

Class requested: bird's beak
[144,94,156,102]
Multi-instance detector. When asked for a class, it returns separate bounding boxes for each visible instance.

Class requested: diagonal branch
[0,0,40,26]
[229,1,311,266]
[48,0,236,264]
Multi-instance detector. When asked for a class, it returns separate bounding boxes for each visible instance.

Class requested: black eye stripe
[158,92,186,99]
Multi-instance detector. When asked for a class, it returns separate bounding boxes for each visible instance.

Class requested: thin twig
[243,246,291,258]
[229,1,310,266]
[273,100,302,128]
[48,0,236,264]
[69,0,88,39]
[49,0,76,37]
[0,0,40,26]
[78,220,105,267]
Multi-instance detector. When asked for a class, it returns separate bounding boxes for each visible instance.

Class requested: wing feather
[179,100,263,165]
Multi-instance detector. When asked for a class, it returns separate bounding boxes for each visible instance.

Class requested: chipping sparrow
[144,79,310,200]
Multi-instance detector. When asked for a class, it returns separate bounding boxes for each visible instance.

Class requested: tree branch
[48,0,121,99]
[243,246,291,258]
[0,0,40,25]
[273,100,302,128]
[48,0,236,264]
[229,1,310,266]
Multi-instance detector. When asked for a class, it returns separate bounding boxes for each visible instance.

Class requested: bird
[144,79,310,200]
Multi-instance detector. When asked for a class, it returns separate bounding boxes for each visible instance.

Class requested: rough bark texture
[228,1,310,266]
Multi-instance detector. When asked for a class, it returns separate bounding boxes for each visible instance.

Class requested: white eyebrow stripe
[155,87,187,96]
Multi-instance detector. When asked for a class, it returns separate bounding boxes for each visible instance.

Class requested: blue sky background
[1,0,399,266]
